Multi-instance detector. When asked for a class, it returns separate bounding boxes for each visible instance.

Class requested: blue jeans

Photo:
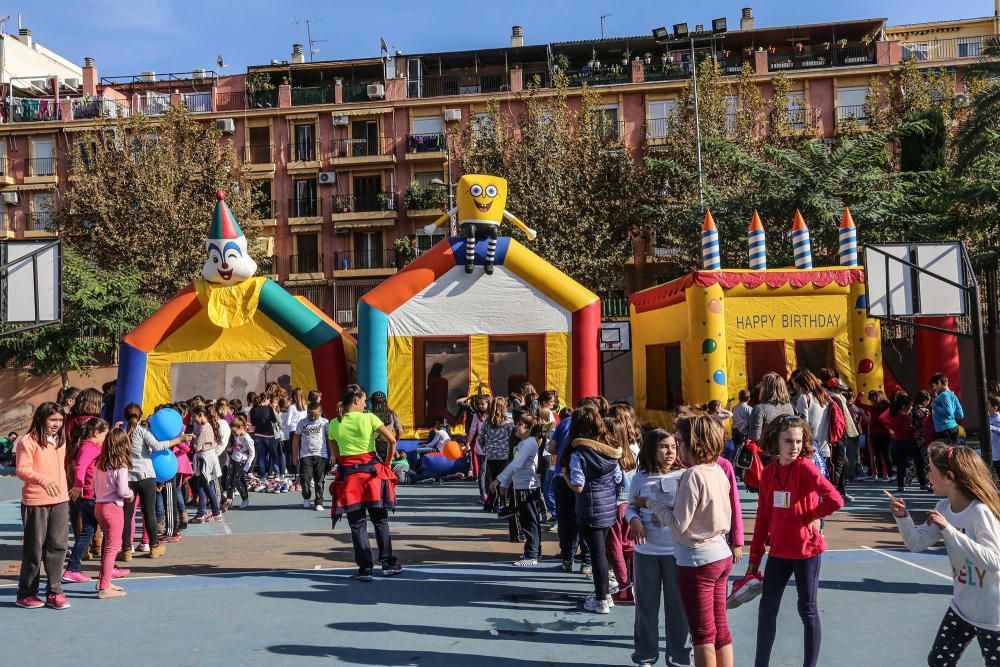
[67,498,97,572]
[254,435,280,476]
[543,467,558,518]
[197,479,221,517]
[174,475,186,514]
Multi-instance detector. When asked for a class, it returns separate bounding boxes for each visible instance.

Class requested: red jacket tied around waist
[329,452,398,522]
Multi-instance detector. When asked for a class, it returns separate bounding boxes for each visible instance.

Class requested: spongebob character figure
[422,174,536,275]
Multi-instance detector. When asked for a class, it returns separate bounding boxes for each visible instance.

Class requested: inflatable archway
[114,193,354,418]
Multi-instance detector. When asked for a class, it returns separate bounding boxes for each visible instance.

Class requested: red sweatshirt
[749,457,844,568]
[72,440,102,500]
[879,409,917,442]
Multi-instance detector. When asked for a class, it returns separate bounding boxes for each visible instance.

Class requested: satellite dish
[380,36,389,53]
[217,54,227,69]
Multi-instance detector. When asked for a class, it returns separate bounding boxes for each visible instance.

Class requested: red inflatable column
[915,317,961,400]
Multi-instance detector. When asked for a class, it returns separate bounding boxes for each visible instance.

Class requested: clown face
[202,236,257,285]
[456,174,508,226]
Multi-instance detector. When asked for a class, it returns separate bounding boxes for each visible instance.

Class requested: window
[903,42,930,61]
[784,92,805,129]
[647,100,678,139]
[353,174,383,211]
[293,178,317,216]
[171,361,291,402]
[31,193,55,231]
[407,57,425,97]
[958,37,982,58]
[746,340,788,387]
[252,181,273,219]
[412,115,444,135]
[725,95,739,134]
[488,337,545,399]
[0,141,7,175]
[794,339,835,376]
[350,120,379,157]
[293,123,316,161]
[645,344,682,410]
[30,138,55,176]
[415,338,470,427]
[473,112,495,140]
[414,170,444,189]
[248,126,271,163]
[354,231,384,268]
[592,104,620,139]
[837,86,869,123]
[415,230,446,254]
[295,233,319,273]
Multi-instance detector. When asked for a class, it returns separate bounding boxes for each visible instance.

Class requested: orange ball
[443,440,465,460]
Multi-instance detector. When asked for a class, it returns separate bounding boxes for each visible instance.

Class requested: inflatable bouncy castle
[114,192,355,418]
[358,175,600,437]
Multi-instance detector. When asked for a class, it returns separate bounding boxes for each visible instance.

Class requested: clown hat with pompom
[209,190,246,240]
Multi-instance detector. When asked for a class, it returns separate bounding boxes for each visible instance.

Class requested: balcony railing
[216,90,247,111]
[258,255,277,275]
[287,142,320,162]
[343,81,376,103]
[183,91,213,112]
[252,199,275,220]
[562,68,631,87]
[0,156,7,176]
[835,105,867,126]
[523,70,552,88]
[289,254,323,274]
[407,73,506,99]
[9,97,62,122]
[594,119,625,142]
[331,193,397,214]
[136,95,170,116]
[331,136,394,158]
[248,89,278,109]
[26,213,54,232]
[245,143,274,164]
[335,249,398,271]
[643,61,693,82]
[292,86,333,106]
[27,157,56,176]
[71,96,130,119]
[406,133,446,153]
[902,36,987,62]
[770,107,820,131]
[601,296,629,319]
[287,197,321,218]
[717,56,750,75]
[768,46,875,72]
[647,117,675,140]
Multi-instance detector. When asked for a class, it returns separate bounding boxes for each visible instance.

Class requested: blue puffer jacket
[573,438,622,529]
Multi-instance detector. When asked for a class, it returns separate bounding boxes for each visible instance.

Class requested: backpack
[827,399,846,444]
[742,441,764,493]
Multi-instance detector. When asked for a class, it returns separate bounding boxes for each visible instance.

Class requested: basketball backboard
[1,240,62,333]
[600,321,630,351]
[864,242,966,318]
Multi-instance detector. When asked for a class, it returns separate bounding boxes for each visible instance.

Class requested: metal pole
[690,37,704,213]
[967,250,992,463]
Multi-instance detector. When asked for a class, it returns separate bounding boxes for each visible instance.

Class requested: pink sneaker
[45,593,71,610]
[62,570,92,584]
[15,595,44,609]
[111,568,131,578]
[727,571,764,609]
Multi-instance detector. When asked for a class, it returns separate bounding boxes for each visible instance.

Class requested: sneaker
[159,535,182,543]
[608,572,619,594]
[513,558,538,567]
[314,503,324,512]
[149,544,166,558]
[221,498,233,512]
[15,596,44,609]
[727,571,764,609]
[239,499,251,509]
[190,515,210,524]
[561,560,573,573]
[45,593,71,610]
[582,594,610,614]
[111,567,131,578]
[62,570,92,584]
[97,588,126,599]
[118,550,133,562]
[303,500,313,509]
[354,569,374,582]
[580,564,593,578]
[844,493,855,502]
[381,563,404,577]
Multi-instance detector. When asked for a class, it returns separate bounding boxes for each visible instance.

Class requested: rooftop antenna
[216,54,228,69]
[292,17,326,62]
[600,13,612,39]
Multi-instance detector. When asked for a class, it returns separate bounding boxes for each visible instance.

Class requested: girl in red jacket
[745,415,844,667]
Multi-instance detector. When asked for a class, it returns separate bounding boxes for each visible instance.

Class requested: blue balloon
[151,449,178,483]
[712,370,727,386]
[148,408,183,442]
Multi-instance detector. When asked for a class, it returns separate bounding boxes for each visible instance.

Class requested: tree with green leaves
[0,248,156,388]
[53,105,260,302]
[954,36,1000,176]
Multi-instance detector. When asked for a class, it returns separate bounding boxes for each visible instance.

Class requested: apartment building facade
[3,7,998,331]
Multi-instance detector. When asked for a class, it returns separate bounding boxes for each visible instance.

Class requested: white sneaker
[135,543,150,553]
[303,500,312,509]
[239,499,250,509]
[608,572,619,595]
[314,504,324,511]
[582,594,610,614]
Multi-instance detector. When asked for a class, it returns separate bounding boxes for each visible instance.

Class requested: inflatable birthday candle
[202,191,257,285]
[423,174,536,275]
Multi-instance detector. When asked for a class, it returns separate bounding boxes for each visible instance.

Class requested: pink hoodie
[73,440,102,499]
[172,439,193,477]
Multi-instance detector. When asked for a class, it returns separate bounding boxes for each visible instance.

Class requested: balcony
[405,133,447,160]
[183,91,213,112]
[523,69,552,88]
[9,97,62,122]
[770,107,821,132]
[292,86,333,106]
[216,90,247,111]
[288,253,324,277]
[251,199,276,222]
[595,120,625,143]
[27,157,56,177]
[835,105,867,128]
[71,96,131,120]
[330,136,396,167]
[257,255,277,276]
[646,117,675,142]
[136,95,170,116]
[601,296,629,319]
[330,194,398,227]
[286,142,321,168]
[343,81,377,103]
[767,45,875,72]
[248,89,278,109]
[407,73,507,99]
[562,67,630,87]
[334,249,399,274]
[243,143,274,167]
[717,56,750,76]
[901,36,987,62]
[643,61,693,82]
[287,197,322,222]
[25,212,55,234]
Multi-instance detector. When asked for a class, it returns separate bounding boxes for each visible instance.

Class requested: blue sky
[24,0,994,74]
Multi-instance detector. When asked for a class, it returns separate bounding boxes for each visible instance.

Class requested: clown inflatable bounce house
[114,192,354,418]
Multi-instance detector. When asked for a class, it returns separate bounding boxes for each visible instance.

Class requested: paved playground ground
[0,474,976,666]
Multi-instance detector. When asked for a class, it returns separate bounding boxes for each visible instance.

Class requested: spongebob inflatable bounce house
[359,174,600,437]
[631,209,884,427]
[113,192,354,418]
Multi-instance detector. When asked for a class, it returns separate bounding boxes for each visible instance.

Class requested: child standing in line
[605,410,640,601]
[293,402,331,512]
[930,372,965,442]
[743,415,844,667]
[190,407,224,523]
[64,418,110,583]
[628,428,692,667]
[491,413,545,566]
[93,428,135,599]
[277,396,292,476]
[15,403,71,610]
[223,418,255,510]
[989,397,1000,481]
[888,443,1000,666]
[881,393,927,492]
[644,416,734,667]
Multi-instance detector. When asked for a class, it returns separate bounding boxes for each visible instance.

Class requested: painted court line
[861,545,952,581]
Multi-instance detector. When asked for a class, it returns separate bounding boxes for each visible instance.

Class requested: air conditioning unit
[140,71,156,82]
[332,115,350,126]
[30,78,49,91]
[318,171,338,185]
[1,192,18,205]
[216,118,235,133]
[191,68,206,80]
[443,108,462,123]
[336,309,355,324]
[63,77,81,90]
[367,83,385,99]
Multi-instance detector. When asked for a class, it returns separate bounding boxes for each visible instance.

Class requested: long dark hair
[70,388,103,418]
[123,403,144,442]
[559,404,607,469]
[29,402,65,449]
[68,417,109,464]
[370,391,392,426]
[889,392,912,417]
[638,428,681,474]
[191,406,221,445]
[96,428,131,472]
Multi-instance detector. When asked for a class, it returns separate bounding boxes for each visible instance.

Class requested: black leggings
[486,459,520,540]
[870,433,892,478]
[580,524,610,599]
[929,607,1000,666]
[123,477,159,548]
[553,475,589,564]
[224,463,248,501]
[346,507,396,572]
[891,439,925,490]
